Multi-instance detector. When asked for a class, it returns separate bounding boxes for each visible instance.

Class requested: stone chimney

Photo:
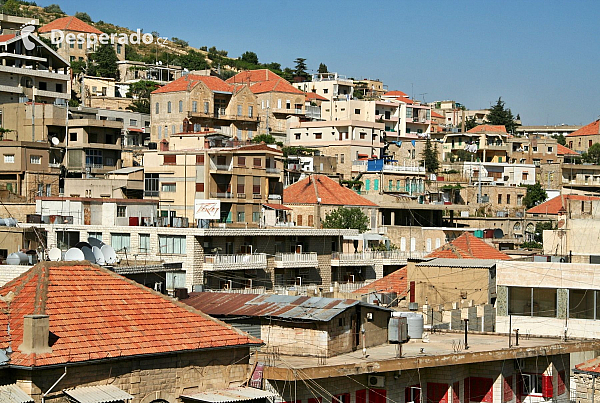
[18,315,52,354]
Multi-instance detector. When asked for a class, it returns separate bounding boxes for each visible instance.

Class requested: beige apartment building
[293,72,354,102]
[38,16,125,63]
[508,134,560,165]
[566,119,600,154]
[227,69,305,140]
[150,75,259,142]
[118,60,184,84]
[143,136,283,225]
[0,33,70,105]
[353,78,386,99]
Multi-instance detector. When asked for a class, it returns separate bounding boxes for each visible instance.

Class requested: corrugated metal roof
[416,258,497,268]
[0,384,33,403]
[182,387,278,403]
[63,385,133,403]
[185,293,391,322]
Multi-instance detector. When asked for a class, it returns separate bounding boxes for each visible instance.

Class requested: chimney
[19,315,52,354]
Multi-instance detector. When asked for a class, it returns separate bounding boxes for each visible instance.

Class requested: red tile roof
[431,111,445,119]
[384,91,409,97]
[249,79,304,95]
[0,262,259,368]
[305,92,329,101]
[355,267,407,295]
[527,195,600,215]
[38,16,103,34]
[0,34,16,42]
[576,356,600,373]
[152,75,233,94]
[426,232,511,260]
[236,143,283,153]
[396,97,414,104]
[467,124,507,134]
[262,203,291,210]
[566,120,600,137]
[283,175,378,207]
[556,144,579,156]
[226,69,282,84]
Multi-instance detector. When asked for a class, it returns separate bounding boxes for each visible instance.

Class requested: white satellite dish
[101,244,118,264]
[48,247,62,261]
[92,246,105,265]
[64,247,85,261]
[51,137,59,146]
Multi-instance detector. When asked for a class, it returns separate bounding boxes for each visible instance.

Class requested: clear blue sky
[42,0,599,126]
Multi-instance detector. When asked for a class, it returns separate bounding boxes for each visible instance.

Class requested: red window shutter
[516,374,523,403]
[309,398,322,403]
[163,155,176,165]
[557,370,566,395]
[368,389,386,403]
[452,382,459,403]
[410,281,416,303]
[427,383,448,403]
[542,375,553,398]
[196,183,204,192]
[503,376,513,402]
[196,154,204,164]
[356,390,367,403]
[469,377,493,403]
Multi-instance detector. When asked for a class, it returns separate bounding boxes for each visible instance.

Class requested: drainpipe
[42,367,67,403]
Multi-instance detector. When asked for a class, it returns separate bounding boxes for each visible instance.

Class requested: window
[56,83,63,93]
[179,100,183,113]
[204,102,209,114]
[277,99,282,109]
[4,155,14,163]
[333,394,350,403]
[427,383,448,403]
[248,130,253,140]
[340,154,345,164]
[88,232,102,242]
[354,109,361,114]
[498,194,502,204]
[161,183,176,192]
[405,385,421,403]
[548,146,553,153]
[117,44,122,54]
[158,126,162,139]
[139,234,150,253]
[522,172,528,180]
[374,179,379,190]
[116,206,126,217]
[590,140,593,148]
[295,133,301,140]
[236,129,242,139]
[506,194,511,204]
[85,150,102,167]
[155,102,159,114]
[508,287,557,317]
[111,233,131,253]
[503,376,513,403]
[237,211,245,222]
[46,184,51,196]
[196,154,204,165]
[158,235,186,254]
[196,183,204,192]
[365,179,371,191]
[468,377,494,403]
[30,155,41,164]
[192,101,198,112]
[252,211,260,222]
[519,373,552,397]
[253,176,261,195]
[315,132,322,139]
[532,146,538,152]
[253,158,261,167]
[69,42,74,49]
[570,289,595,319]
[323,89,328,94]
[237,176,245,194]
[167,101,172,113]
[248,105,253,117]
[360,132,366,139]
[163,155,176,165]
[144,173,159,196]
[238,156,246,166]
[237,105,242,116]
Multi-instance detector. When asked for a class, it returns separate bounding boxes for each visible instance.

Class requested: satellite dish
[48,247,62,261]
[51,137,59,146]
[87,237,104,248]
[74,241,92,249]
[80,244,95,263]
[64,247,85,261]
[101,244,118,264]
[92,246,105,265]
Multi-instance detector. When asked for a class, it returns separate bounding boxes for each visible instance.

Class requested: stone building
[0,261,261,403]
[565,119,600,154]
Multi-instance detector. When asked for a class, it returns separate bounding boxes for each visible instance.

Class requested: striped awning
[63,385,133,403]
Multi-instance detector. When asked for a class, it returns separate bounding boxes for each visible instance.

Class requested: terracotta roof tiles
[355,267,407,295]
[426,232,511,260]
[0,34,16,42]
[249,79,304,95]
[38,16,103,34]
[556,144,579,156]
[527,195,600,215]
[226,69,281,84]
[283,175,377,207]
[305,92,328,101]
[0,262,259,368]
[152,75,233,94]
[566,120,600,137]
[467,124,507,134]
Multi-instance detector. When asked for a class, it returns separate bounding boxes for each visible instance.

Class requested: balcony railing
[203,253,267,271]
[274,252,318,268]
[210,192,233,199]
[266,167,281,174]
[214,164,232,171]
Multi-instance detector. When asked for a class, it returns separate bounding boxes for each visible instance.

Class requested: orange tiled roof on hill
[152,75,233,94]
[0,262,259,368]
[431,111,445,119]
[283,175,377,206]
[0,34,16,42]
[38,16,103,34]
[384,90,409,98]
[355,267,407,295]
[566,120,600,137]
[527,195,600,215]
[426,232,511,260]
[249,79,304,95]
[226,69,282,84]
[305,92,328,101]
[556,144,579,156]
[467,124,507,134]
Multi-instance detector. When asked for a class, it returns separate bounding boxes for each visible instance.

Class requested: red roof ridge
[426,232,511,260]
[566,119,600,137]
[38,16,103,34]
[283,175,377,207]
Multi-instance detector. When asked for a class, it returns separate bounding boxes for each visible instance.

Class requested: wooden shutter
[427,383,448,403]
[163,155,176,165]
[196,183,204,192]
[368,389,386,403]
[356,390,367,403]
[196,154,204,164]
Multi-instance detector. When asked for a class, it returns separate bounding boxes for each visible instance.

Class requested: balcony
[331,252,375,266]
[274,252,318,268]
[271,108,304,115]
[188,110,260,122]
[203,253,267,271]
[210,192,233,199]
[266,167,281,174]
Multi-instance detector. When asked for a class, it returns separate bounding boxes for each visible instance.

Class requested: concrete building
[0,33,70,104]
[150,74,259,143]
[353,78,387,100]
[38,16,125,63]
[284,153,337,186]
[351,158,426,197]
[0,225,40,263]
[442,124,509,163]
[183,293,392,357]
[63,166,144,199]
[508,135,560,165]
[461,161,537,188]
[117,60,183,84]
[565,119,600,154]
[0,261,260,403]
[293,72,354,102]
[0,13,38,35]
[226,69,305,140]
[516,124,583,138]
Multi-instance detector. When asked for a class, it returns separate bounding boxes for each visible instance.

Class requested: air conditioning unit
[368,376,385,388]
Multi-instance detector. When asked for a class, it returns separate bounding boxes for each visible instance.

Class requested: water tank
[395,312,424,339]
[6,252,29,265]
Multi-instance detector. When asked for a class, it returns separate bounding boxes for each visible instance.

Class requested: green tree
[485,97,519,134]
[38,35,57,51]
[421,138,439,173]
[126,80,158,114]
[171,37,188,47]
[322,207,369,233]
[280,67,294,82]
[522,182,548,209]
[43,3,63,13]
[294,57,309,81]
[1,0,22,14]
[88,44,118,79]
[582,143,600,164]
[553,133,566,146]
[251,134,276,144]
[318,63,328,73]
[70,60,86,75]
[464,116,478,131]
[178,50,209,71]
[240,51,259,65]
[534,221,553,243]
[74,11,92,23]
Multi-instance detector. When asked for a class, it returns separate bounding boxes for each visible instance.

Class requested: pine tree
[318,63,328,74]
[485,97,519,134]
[421,138,439,174]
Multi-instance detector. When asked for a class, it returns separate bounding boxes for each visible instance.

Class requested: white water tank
[394,312,424,339]
[6,252,28,265]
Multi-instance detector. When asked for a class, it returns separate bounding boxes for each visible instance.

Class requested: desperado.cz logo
[49,29,168,47]
[20,21,36,51]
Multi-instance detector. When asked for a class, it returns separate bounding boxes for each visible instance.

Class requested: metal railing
[332,252,376,261]
[210,192,233,198]
[266,167,281,174]
[204,253,267,265]
[275,252,317,263]
[214,164,232,171]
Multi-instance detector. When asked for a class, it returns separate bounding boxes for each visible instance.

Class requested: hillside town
[0,4,600,403]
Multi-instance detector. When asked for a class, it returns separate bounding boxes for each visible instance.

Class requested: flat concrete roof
[262,332,600,380]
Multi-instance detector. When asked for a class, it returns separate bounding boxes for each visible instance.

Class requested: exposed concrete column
[390,211,395,226]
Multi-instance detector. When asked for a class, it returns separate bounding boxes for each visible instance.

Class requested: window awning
[63,385,133,403]
[127,127,143,133]
[0,384,33,403]
[262,203,291,211]
[182,388,277,403]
